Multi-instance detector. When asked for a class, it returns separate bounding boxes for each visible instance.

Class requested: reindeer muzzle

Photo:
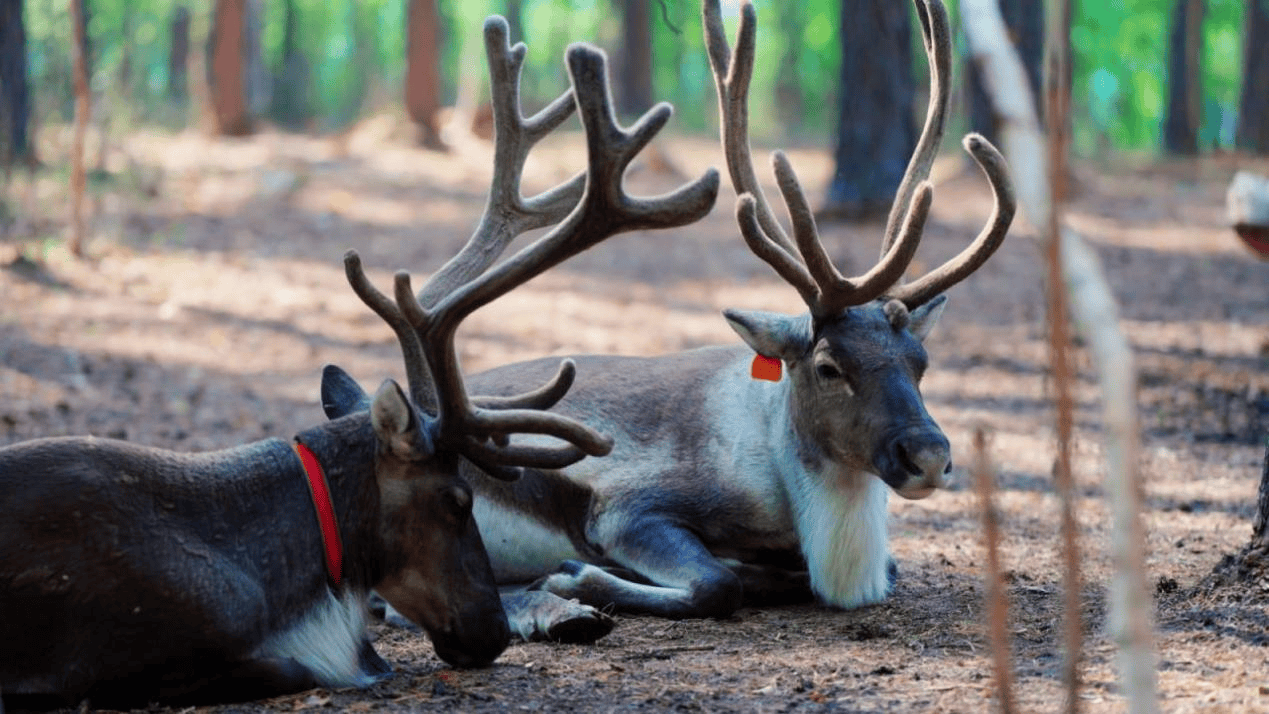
[429,607,510,669]
[877,425,952,499]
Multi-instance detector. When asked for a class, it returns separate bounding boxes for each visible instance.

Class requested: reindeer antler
[415,17,586,310]
[705,0,1015,318]
[347,37,719,480]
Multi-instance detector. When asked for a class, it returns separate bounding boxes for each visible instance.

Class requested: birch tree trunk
[959,0,1159,712]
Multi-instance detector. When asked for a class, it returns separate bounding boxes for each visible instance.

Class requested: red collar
[294,441,343,587]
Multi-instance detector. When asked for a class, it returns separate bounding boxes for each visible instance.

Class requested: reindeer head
[705,0,1014,498]
[326,18,718,666]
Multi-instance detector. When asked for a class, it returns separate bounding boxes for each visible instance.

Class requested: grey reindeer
[0,40,719,708]
[321,0,1015,640]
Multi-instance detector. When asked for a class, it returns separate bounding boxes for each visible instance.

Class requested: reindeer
[321,0,1013,635]
[0,39,719,707]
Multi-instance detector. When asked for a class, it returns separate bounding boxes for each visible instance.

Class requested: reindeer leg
[721,561,814,607]
[500,590,614,643]
[531,516,745,620]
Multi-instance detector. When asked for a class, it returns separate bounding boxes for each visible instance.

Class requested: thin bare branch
[961,0,1158,711]
[973,427,1017,714]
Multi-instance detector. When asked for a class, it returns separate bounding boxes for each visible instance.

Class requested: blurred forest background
[1,0,1267,218]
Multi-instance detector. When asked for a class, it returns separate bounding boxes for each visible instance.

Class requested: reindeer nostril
[944,461,953,475]
[895,443,920,475]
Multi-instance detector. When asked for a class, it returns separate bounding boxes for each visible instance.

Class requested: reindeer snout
[883,428,951,499]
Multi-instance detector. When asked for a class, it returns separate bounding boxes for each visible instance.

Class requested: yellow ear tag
[751,355,782,381]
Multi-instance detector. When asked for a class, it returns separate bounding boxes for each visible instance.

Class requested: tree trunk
[270,0,309,129]
[0,0,33,166]
[405,0,444,149]
[208,0,253,136]
[70,0,90,257]
[1237,0,1269,153]
[169,6,190,102]
[966,0,1043,146]
[774,1,804,135]
[504,0,524,46]
[1163,0,1204,155]
[822,0,914,221]
[243,0,270,117]
[617,0,653,119]
[1253,439,1269,548]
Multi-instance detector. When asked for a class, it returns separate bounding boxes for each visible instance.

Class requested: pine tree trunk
[70,0,90,257]
[823,0,914,220]
[617,0,653,119]
[209,0,253,135]
[774,1,804,135]
[243,0,270,117]
[271,0,309,129]
[0,0,33,166]
[966,0,1043,146]
[1237,0,1269,153]
[504,0,524,45]
[168,6,190,102]
[405,0,444,149]
[1252,439,1269,549]
[1163,0,1204,155]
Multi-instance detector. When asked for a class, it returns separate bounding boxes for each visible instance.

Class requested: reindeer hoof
[541,605,615,644]
[502,590,615,644]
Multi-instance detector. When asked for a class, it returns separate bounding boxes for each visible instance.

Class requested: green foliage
[1071,0,1244,153]
[16,0,1255,155]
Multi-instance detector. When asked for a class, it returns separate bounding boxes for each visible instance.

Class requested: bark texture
[209,0,253,136]
[1237,0,1269,152]
[966,0,1043,147]
[1,0,32,165]
[823,0,914,220]
[406,0,444,149]
[1163,0,1204,155]
[617,0,654,119]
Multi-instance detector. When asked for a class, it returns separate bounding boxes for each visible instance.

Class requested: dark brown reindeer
[322,0,1015,634]
[0,37,719,708]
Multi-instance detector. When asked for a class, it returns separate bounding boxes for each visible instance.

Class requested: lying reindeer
[324,0,1014,633]
[0,41,719,707]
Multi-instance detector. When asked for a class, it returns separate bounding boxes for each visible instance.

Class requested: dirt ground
[2,121,1268,713]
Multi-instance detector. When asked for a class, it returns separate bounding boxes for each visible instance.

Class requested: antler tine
[471,359,576,411]
[889,134,1015,309]
[418,43,716,470]
[707,0,928,319]
[429,45,719,326]
[769,152,927,319]
[703,0,798,261]
[734,195,819,308]
[879,0,952,260]
[343,251,433,409]
[415,16,586,309]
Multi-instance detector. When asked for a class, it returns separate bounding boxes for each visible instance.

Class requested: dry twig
[959,1,1159,712]
[972,427,1016,714]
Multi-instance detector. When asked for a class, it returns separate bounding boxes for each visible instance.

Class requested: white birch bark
[959,2,1159,712]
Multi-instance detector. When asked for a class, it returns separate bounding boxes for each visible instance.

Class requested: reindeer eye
[816,363,842,380]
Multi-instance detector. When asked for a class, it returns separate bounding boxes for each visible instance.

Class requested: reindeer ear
[322,365,372,419]
[723,309,811,362]
[371,380,431,459]
[908,294,948,342]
